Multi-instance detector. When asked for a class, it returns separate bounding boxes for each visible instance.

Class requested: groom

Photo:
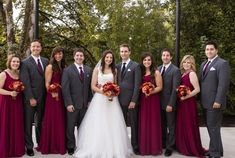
[62,48,93,155]
[117,43,141,154]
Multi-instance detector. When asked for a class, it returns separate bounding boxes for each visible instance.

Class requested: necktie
[79,66,84,82]
[203,61,211,75]
[37,59,43,74]
[161,66,166,76]
[121,63,126,78]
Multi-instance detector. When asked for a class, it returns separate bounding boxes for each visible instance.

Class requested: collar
[163,62,172,70]
[31,55,41,63]
[208,55,218,63]
[74,62,84,70]
[122,58,130,66]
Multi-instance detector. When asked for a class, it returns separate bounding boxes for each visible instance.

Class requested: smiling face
[120,46,130,61]
[143,56,152,68]
[30,41,42,57]
[9,57,20,70]
[205,44,218,60]
[54,51,63,62]
[104,53,113,66]
[182,58,192,71]
[74,51,84,65]
[161,51,172,65]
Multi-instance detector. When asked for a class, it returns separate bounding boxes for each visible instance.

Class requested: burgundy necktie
[37,59,43,74]
[203,61,211,75]
[79,67,84,82]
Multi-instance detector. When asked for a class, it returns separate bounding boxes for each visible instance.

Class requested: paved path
[23,127,235,158]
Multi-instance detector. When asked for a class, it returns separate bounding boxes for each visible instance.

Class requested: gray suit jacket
[117,60,141,106]
[20,56,49,102]
[61,64,92,109]
[200,57,230,109]
[159,64,181,110]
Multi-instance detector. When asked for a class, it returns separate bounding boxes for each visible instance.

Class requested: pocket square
[127,69,131,72]
[210,67,216,71]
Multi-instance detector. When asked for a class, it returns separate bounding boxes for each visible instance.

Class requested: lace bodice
[97,69,114,85]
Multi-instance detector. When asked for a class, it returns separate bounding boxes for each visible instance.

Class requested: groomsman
[159,48,181,157]
[20,39,49,156]
[62,48,92,155]
[117,44,142,154]
[200,41,230,158]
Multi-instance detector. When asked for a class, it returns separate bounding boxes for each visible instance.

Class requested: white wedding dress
[73,70,133,158]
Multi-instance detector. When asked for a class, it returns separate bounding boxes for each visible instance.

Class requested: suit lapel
[164,64,173,75]
[72,64,82,82]
[122,61,132,79]
[202,57,219,79]
[29,56,42,75]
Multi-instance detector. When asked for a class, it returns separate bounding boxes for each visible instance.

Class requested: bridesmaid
[37,47,67,154]
[138,52,163,155]
[0,54,25,157]
[175,55,206,157]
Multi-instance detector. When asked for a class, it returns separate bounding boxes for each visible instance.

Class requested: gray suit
[20,56,49,149]
[200,57,230,157]
[117,60,141,151]
[159,64,181,150]
[61,64,92,149]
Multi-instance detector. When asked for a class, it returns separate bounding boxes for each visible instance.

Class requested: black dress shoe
[164,149,172,157]
[209,156,220,158]
[205,151,210,156]
[67,148,74,155]
[26,149,34,156]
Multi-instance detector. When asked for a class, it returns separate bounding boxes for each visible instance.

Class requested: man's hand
[166,105,173,112]
[67,105,75,112]
[29,98,37,107]
[213,102,221,109]
[128,102,136,109]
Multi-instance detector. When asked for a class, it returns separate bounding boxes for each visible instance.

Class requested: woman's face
[104,53,113,66]
[10,57,20,70]
[54,51,63,62]
[182,59,192,71]
[143,56,152,68]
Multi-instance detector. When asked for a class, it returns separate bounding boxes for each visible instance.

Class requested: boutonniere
[210,67,216,71]
[127,69,131,72]
[86,74,90,77]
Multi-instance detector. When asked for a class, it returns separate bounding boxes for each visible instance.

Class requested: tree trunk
[4,0,15,47]
[19,0,32,57]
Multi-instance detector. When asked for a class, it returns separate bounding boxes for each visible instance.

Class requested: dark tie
[79,66,84,82]
[161,66,166,76]
[121,63,126,78]
[37,59,43,74]
[203,61,211,75]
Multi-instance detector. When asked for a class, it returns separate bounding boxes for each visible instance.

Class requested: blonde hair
[180,55,196,74]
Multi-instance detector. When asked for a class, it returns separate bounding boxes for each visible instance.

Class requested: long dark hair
[100,50,116,76]
[49,47,67,71]
[140,52,156,81]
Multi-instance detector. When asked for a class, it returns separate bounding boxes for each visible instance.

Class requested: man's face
[161,51,172,65]
[120,46,130,61]
[74,51,84,65]
[30,41,42,56]
[205,44,218,59]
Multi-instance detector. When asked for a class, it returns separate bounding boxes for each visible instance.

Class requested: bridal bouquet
[140,82,155,97]
[9,81,25,100]
[102,82,120,101]
[48,83,61,101]
[176,85,191,97]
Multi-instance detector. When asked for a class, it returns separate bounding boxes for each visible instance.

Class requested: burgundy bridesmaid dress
[139,75,162,155]
[0,71,25,158]
[176,72,206,157]
[37,70,66,154]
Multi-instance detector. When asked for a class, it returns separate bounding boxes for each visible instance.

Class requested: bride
[73,50,133,158]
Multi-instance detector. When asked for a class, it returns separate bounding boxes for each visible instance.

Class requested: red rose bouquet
[140,82,155,97]
[176,85,191,98]
[48,83,61,101]
[102,82,120,101]
[9,81,25,99]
